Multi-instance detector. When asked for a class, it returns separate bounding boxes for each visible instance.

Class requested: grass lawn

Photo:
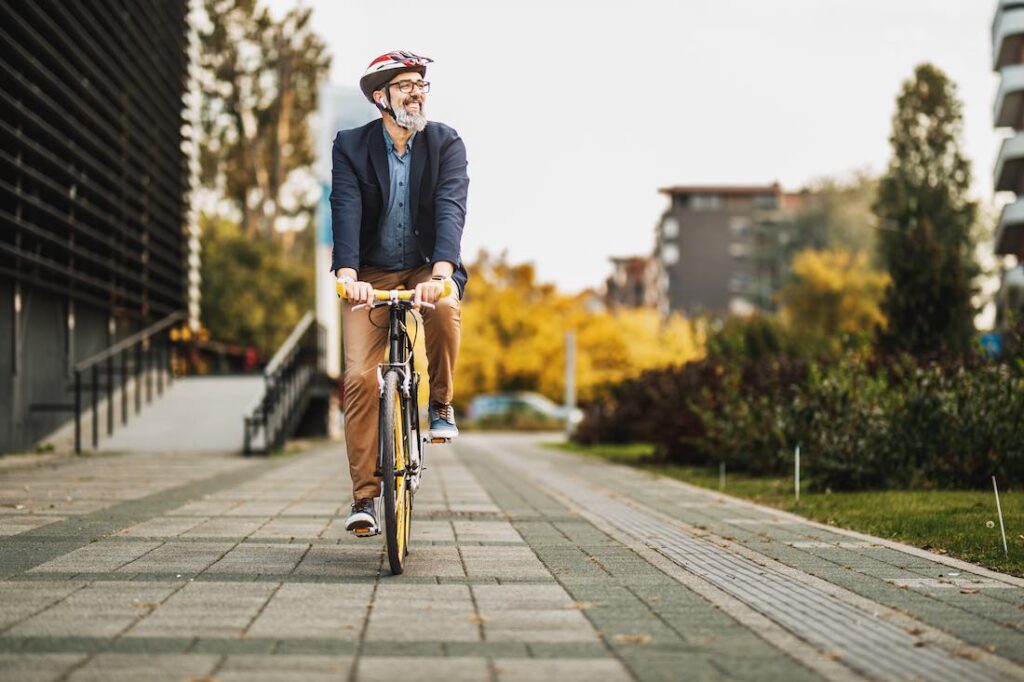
[551,441,1024,578]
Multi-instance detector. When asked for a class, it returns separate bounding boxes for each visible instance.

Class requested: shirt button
[399,182,404,186]
[414,230,420,235]
[399,202,404,207]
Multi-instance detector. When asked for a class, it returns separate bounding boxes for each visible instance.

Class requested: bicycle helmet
[359,51,433,107]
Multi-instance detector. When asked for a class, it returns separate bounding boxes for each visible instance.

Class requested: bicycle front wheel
[380,370,410,575]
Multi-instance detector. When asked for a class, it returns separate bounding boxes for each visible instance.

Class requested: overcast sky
[269,0,1001,293]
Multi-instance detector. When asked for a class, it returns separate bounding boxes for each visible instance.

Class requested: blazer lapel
[409,133,426,229]
[368,121,390,207]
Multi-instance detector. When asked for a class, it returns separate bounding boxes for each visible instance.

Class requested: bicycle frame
[375,304,420,480]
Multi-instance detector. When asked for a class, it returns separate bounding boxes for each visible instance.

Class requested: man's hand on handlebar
[337,274,374,304]
[413,279,447,309]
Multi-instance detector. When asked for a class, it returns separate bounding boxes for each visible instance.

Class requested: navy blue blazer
[329,118,469,297]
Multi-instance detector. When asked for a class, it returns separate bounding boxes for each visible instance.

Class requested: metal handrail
[264,311,315,376]
[243,311,325,454]
[72,310,185,453]
[75,311,186,371]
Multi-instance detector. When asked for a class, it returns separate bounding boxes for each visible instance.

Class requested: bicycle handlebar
[335,279,454,303]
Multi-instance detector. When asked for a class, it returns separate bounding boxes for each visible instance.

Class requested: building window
[729,242,751,258]
[729,217,752,238]
[662,216,679,239]
[690,194,722,211]
[661,243,680,265]
[752,194,778,209]
[729,297,755,316]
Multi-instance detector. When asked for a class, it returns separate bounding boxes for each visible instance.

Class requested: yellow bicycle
[337,281,452,574]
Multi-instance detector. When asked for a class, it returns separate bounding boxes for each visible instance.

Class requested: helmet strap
[377,89,397,120]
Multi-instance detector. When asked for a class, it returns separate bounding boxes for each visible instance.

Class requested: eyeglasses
[387,79,431,94]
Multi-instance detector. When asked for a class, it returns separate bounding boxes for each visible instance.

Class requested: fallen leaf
[130,600,160,610]
[984,644,998,654]
[569,602,593,610]
[954,650,981,661]
[824,651,841,661]
[912,641,925,648]
[960,588,979,595]
[905,627,924,636]
[613,634,651,645]
[466,614,490,624]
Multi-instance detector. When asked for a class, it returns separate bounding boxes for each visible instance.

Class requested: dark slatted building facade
[1,1,190,451]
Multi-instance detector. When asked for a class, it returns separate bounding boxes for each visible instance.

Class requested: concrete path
[0,433,1023,681]
[100,376,264,454]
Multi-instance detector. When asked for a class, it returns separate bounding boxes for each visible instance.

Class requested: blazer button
[414,230,420,236]
[424,257,431,263]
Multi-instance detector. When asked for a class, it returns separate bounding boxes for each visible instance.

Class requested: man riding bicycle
[330,51,469,535]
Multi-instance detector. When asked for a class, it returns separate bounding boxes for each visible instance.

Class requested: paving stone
[356,656,489,682]
[494,657,632,682]
[115,516,203,538]
[65,653,220,682]
[293,546,382,577]
[125,581,276,638]
[0,653,86,682]
[205,543,308,576]
[459,546,549,579]
[452,520,523,543]
[0,517,66,536]
[249,517,330,539]
[28,542,162,574]
[0,582,86,631]
[217,654,354,682]
[247,583,370,639]
[7,582,179,638]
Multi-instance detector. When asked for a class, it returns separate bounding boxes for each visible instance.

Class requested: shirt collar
[382,125,415,158]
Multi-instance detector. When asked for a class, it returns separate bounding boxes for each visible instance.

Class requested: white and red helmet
[359,51,433,103]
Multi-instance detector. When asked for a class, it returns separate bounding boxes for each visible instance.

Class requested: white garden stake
[795,445,801,504]
[993,476,1009,558]
[719,462,726,492]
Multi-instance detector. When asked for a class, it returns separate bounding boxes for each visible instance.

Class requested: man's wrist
[430,261,455,278]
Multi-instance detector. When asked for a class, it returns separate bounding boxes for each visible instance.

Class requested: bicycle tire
[380,370,410,574]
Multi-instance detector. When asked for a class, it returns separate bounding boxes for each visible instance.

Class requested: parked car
[466,392,583,430]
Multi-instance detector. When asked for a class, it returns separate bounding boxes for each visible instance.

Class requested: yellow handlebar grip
[336,278,455,302]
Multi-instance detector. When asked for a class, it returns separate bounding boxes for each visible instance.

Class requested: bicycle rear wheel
[380,370,410,575]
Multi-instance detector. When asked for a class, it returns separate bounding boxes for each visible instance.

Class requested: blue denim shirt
[362,127,421,270]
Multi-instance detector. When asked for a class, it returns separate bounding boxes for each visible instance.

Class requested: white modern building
[993,1,1024,327]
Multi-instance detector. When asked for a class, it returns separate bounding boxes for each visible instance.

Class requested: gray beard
[394,104,427,132]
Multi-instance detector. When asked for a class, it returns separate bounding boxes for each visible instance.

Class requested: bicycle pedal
[428,437,450,444]
[351,527,380,538]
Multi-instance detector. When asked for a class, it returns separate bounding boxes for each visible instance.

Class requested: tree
[790,172,879,261]
[196,0,330,247]
[780,249,888,352]
[873,64,979,359]
[443,251,704,406]
[199,214,312,357]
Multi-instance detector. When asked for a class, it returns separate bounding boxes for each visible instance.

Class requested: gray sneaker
[428,402,459,439]
[345,498,379,536]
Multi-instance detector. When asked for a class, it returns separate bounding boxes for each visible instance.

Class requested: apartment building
[653,184,805,317]
[993,1,1024,327]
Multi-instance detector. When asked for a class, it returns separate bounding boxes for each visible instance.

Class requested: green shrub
[575,334,1023,491]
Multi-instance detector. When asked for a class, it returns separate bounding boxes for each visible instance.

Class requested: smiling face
[375,71,428,132]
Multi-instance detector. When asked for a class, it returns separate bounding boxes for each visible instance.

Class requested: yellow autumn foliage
[780,249,888,346]
[411,252,704,406]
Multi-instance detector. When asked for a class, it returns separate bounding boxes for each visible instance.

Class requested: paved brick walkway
[1,433,1023,681]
